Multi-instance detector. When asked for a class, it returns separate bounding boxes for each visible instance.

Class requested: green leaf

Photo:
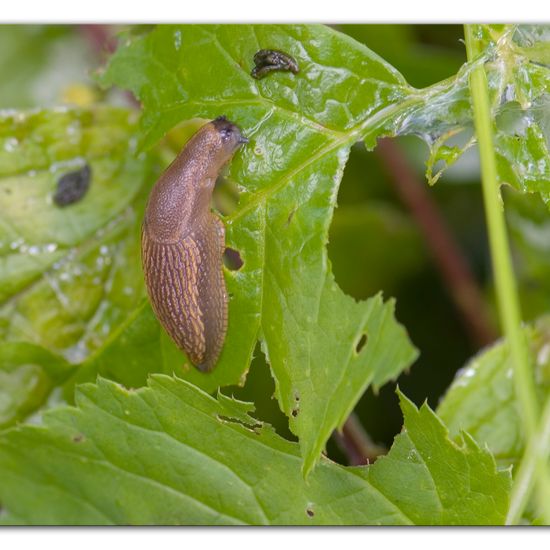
[0,342,75,428]
[100,24,421,474]
[437,317,550,466]
[0,377,510,525]
[0,107,151,359]
[64,300,183,396]
[424,25,550,201]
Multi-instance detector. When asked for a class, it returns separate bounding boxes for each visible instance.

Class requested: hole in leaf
[223,248,243,271]
[355,333,368,353]
[227,344,297,441]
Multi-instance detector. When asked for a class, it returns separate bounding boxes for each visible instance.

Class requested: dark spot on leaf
[355,333,368,353]
[286,207,297,226]
[4,187,11,194]
[72,434,85,443]
[306,507,315,518]
[291,408,299,417]
[54,164,91,207]
[223,247,243,271]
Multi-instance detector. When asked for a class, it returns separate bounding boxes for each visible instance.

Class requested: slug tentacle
[141,118,246,372]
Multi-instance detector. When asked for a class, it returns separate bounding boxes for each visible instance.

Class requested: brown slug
[141,116,247,372]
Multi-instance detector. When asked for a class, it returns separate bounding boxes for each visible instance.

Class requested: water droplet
[9,238,24,250]
[49,157,86,175]
[44,272,70,309]
[66,122,80,136]
[461,366,476,379]
[537,344,550,367]
[174,29,182,50]
[4,137,18,152]
[504,84,515,103]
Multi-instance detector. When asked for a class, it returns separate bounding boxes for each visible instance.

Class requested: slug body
[141,117,247,372]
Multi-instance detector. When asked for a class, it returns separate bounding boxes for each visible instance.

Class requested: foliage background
[0,23,519,455]
[0,24,548,524]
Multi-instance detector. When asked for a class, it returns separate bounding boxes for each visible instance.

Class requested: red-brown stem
[333,412,387,465]
[78,24,139,108]
[376,137,497,349]
[79,25,117,56]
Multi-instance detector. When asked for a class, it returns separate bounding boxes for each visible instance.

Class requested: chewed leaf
[412,25,550,199]
[6,24,546,478]
[100,24,420,475]
[0,376,510,525]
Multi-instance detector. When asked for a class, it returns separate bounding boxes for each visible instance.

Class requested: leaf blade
[0,376,510,525]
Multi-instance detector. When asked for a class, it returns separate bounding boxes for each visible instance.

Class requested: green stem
[464,24,550,524]
[507,393,550,524]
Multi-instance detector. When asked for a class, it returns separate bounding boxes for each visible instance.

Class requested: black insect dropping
[53,164,92,207]
[251,49,299,79]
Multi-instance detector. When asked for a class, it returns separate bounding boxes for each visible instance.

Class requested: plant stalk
[464,24,550,524]
[333,412,387,465]
[506,392,550,524]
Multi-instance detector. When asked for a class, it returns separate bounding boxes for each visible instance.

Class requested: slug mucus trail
[141,117,247,372]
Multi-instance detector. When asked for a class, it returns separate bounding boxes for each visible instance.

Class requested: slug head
[212,116,248,153]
